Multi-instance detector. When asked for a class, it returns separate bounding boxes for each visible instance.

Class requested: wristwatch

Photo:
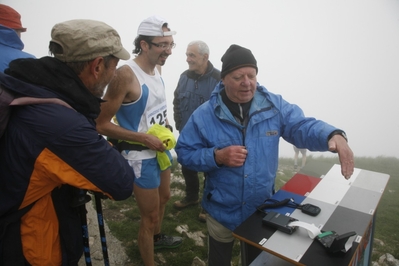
[328,130,348,142]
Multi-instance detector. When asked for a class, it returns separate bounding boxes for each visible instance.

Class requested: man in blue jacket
[0,4,35,72]
[175,44,354,266]
[173,40,220,222]
[0,19,134,265]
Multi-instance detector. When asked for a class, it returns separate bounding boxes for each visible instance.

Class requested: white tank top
[116,60,168,160]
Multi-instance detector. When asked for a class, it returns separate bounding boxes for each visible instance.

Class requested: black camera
[262,211,298,234]
[316,230,357,253]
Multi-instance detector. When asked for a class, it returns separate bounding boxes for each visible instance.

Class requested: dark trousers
[208,235,234,266]
[182,166,199,201]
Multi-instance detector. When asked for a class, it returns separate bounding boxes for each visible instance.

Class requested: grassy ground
[101,156,399,265]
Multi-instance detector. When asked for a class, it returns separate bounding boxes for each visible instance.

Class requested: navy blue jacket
[173,61,220,131]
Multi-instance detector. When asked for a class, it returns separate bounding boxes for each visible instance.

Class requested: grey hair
[188,40,209,56]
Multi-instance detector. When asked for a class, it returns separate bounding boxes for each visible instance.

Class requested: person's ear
[140,40,150,52]
[90,57,104,79]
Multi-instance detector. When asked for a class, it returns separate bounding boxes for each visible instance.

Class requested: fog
[3,0,399,158]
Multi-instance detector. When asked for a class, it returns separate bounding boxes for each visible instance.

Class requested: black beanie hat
[221,44,258,78]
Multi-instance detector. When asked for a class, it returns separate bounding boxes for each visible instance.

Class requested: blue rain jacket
[175,81,339,230]
[0,25,35,72]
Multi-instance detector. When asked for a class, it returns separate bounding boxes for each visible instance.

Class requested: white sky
[3,0,399,158]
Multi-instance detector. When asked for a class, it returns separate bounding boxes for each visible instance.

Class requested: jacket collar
[211,81,274,122]
[186,61,215,80]
[4,57,102,118]
[0,25,24,50]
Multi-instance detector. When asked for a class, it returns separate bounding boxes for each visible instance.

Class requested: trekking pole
[79,203,92,266]
[94,192,110,266]
[73,189,92,266]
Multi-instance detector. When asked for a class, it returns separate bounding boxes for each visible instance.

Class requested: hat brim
[113,47,130,60]
[14,27,27,32]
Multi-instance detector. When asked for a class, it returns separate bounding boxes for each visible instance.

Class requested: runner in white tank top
[95,16,182,264]
[116,59,168,161]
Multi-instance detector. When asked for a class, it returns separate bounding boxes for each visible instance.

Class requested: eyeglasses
[149,42,176,50]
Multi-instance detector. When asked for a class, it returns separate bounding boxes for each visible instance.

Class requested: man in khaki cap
[0,4,35,72]
[0,19,134,265]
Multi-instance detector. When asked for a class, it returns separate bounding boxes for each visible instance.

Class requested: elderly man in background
[173,40,221,222]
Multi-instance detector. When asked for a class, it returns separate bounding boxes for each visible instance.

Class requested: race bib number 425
[146,102,167,127]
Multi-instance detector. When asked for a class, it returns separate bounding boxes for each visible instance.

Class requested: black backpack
[0,84,73,265]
